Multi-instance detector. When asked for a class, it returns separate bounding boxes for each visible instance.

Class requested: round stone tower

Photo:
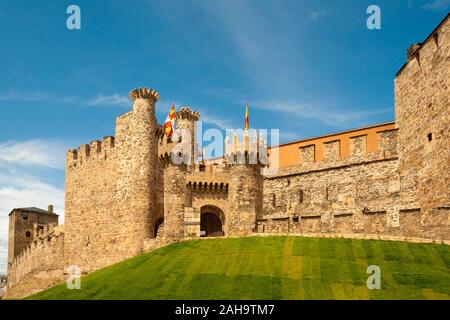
[129,88,160,247]
[175,107,200,169]
[159,149,189,243]
[226,131,266,236]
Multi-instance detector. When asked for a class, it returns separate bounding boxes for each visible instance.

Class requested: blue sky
[0,0,448,274]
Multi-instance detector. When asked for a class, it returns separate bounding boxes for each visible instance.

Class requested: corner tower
[129,88,160,243]
[175,107,200,168]
[7,206,58,276]
[394,15,450,239]
[159,144,189,243]
[226,131,267,235]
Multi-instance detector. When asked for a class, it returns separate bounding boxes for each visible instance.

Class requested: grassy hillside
[29,236,450,300]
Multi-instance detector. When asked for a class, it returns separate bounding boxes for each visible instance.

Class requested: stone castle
[5,14,450,298]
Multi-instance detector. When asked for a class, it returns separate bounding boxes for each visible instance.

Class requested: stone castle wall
[64,89,164,273]
[8,210,58,271]
[395,15,450,239]
[5,16,449,299]
[6,225,65,298]
[260,124,448,240]
[260,129,403,235]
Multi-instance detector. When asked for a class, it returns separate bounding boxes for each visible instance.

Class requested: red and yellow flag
[163,104,176,138]
[244,103,249,130]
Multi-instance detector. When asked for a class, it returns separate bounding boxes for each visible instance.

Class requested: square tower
[7,206,59,273]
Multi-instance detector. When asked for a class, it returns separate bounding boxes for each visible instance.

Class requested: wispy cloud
[0,90,132,108]
[0,90,76,104]
[0,139,67,274]
[87,94,130,107]
[0,140,68,169]
[200,112,234,130]
[309,10,326,20]
[422,0,450,10]
[0,90,48,102]
[195,1,294,90]
[0,176,64,215]
[254,101,391,127]
[0,174,65,275]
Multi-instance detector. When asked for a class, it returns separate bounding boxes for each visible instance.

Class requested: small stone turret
[130,87,160,247]
[159,148,189,242]
[175,107,200,168]
[225,130,267,235]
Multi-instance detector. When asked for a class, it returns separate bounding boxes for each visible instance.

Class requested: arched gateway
[200,205,225,237]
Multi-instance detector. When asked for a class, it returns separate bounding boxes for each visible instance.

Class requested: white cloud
[199,112,234,129]
[0,90,76,104]
[0,140,67,169]
[254,101,391,127]
[422,0,450,10]
[0,90,50,102]
[195,1,291,88]
[0,140,66,275]
[0,176,64,216]
[0,175,64,275]
[309,10,326,20]
[0,90,131,108]
[87,94,130,107]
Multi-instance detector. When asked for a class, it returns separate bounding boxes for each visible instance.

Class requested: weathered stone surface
[6,16,450,298]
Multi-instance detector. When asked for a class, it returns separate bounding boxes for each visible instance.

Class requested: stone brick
[6,16,450,298]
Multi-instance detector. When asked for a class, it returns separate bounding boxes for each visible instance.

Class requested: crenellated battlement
[176,107,200,121]
[186,162,230,192]
[33,222,59,239]
[7,16,450,298]
[129,87,160,102]
[158,137,186,162]
[66,136,116,169]
[8,225,65,289]
[187,180,229,193]
[224,130,269,165]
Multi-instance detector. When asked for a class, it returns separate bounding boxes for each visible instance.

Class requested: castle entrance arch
[200,205,225,237]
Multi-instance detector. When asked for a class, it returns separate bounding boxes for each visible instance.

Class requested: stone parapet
[7,228,65,294]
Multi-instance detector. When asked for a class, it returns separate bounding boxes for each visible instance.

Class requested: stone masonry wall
[64,89,162,273]
[260,123,448,240]
[64,134,128,272]
[395,16,449,210]
[6,226,65,298]
[162,160,188,242]
[6,17,449,297]
[228,161,263,235]
[8,211,58,271]
[261,158,400,236]
[395,15,449,239]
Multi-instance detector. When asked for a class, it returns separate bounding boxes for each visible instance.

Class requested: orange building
[268,122,396,168]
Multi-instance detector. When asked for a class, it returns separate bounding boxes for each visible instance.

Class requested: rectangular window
[299,190,304,204]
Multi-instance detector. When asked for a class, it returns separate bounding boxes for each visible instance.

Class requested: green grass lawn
[29,236,450,300]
